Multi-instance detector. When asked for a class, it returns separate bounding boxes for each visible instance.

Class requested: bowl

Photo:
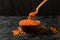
[19,19,46,34]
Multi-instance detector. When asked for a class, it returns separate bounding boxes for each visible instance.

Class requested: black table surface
[0,16,60,40]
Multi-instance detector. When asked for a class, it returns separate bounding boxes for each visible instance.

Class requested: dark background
[0,0,60,16]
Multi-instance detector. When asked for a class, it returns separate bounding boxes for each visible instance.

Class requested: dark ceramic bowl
[19,20,47,34]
